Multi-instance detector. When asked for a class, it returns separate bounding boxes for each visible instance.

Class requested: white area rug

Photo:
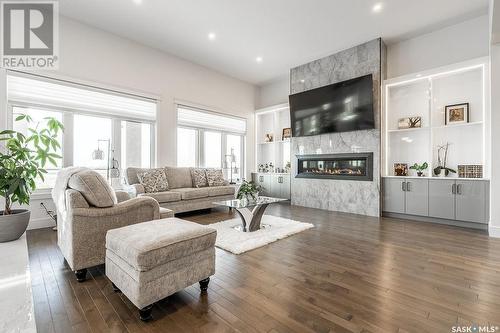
[209,215,314,254]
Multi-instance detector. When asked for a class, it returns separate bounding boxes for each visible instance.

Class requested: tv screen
[289,74,374,137]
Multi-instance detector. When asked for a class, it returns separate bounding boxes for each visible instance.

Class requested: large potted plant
[0,114,63,242]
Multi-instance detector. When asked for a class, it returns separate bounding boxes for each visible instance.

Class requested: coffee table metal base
[233,203,270,232]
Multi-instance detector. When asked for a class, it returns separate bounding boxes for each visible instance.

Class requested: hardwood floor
[27,203,500,333]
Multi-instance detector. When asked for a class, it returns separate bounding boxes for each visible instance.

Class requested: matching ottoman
[105,218,216,321]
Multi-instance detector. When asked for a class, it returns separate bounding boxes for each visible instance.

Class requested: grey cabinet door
[405,179,429,216]
[253,173,271,196]
[383,178,405,214]
[270,175,282,198]
[428,179,455,220]
[455,180,488,224]
[281,175,291,199]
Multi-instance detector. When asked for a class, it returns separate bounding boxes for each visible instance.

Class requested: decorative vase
[0,209,31,242]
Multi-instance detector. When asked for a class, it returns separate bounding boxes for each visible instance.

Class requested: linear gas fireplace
[296,153,373,181]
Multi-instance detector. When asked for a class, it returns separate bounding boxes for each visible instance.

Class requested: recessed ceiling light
[208,32,216,41]
[372,3,383,13]
[133,0,142,5]
[256,56,263,63]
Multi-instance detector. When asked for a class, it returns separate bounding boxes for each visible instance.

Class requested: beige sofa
[126,167,235,213]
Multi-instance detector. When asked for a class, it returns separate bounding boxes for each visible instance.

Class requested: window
[176,105,246,181]
[177,127,197,167]
[7,73,157,189]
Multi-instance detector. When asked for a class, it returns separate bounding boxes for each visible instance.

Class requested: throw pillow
[68,170,117,208]
[205,168,225,187]
[191,168,208,188]
[137,169,169,193]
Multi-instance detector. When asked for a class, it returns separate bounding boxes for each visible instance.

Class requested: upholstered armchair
[54,169,161,282]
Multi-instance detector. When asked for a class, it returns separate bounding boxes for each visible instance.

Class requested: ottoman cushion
[106,218,216,271]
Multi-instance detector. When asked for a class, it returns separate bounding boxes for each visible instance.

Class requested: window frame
[177,124,245,179]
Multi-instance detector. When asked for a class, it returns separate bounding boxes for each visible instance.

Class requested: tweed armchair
[55,170,161,282]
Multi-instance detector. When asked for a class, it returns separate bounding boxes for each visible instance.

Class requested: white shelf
[388,127,430,133]
[258,140,291,144]
[431,121,483,130]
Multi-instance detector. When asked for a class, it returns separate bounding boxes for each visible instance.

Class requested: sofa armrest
[72,196,159,219]
[115,191,131,203]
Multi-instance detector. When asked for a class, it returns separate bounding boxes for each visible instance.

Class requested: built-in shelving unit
[255,103,291,171]
[254,103,291,199]
[383,57,490,179]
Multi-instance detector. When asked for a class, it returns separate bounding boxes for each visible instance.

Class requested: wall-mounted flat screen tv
[289,74,374,137]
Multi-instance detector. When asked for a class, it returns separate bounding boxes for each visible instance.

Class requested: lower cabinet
[383,177,489,225]
[252,173,291,199]
[428,179,455,220]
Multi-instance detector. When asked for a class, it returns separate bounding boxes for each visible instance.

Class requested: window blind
[177,105,246,134]
[7,74,157,121]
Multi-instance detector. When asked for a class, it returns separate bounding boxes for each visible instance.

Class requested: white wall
[256,74,290,109]
[489,0,500,237]
[1,16,257,229]
[387,15,490,78]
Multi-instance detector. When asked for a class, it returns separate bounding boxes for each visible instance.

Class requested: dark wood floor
[27,203,500,333]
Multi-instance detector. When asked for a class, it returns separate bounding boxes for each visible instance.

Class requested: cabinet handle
[452,184,456,194]
[259,176,263,182]
[407,182,411,192]
[401,181,406,192]
[457,184,462,195]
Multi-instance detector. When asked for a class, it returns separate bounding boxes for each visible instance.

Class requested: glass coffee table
[213,196,289,232]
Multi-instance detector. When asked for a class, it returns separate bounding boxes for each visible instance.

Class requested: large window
[7,74,157,189]
[176,105,246,181]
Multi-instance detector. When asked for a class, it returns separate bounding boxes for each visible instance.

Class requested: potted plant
[237,180,262,201]
[0,114,63,242]
[409,162,428,177]
[433,143,456,177]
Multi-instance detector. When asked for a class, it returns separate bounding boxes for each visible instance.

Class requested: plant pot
[0,209,31,242]
[417,172,424,177]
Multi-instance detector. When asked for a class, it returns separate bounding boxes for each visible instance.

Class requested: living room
[1,0,500,332]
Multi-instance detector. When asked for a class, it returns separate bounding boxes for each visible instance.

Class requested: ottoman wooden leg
[75,269,87,282]
[139,305,153,321]
[199,277,210,292]
[111,283,121,293]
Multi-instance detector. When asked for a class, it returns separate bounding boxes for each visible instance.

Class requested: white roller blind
[7,74,157,121]
[177,105,246,134]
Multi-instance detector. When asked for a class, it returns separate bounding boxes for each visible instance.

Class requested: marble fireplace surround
[289,38,386,217]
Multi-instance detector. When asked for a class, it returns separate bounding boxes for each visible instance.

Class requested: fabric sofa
[126,166,235,213]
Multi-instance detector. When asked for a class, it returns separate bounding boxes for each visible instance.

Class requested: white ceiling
[59,0,488,85]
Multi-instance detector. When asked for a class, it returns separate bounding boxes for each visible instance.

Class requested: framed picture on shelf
[445,103,469,125]
[264,133,273,142]
[398,117,422,129]
[394,163,408,176]
[282,128,291,140]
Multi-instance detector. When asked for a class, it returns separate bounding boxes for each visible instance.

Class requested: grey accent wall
[289,38,385,217]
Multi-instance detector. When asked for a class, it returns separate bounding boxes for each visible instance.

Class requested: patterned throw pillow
[191,168,208,188]
[137,169,169,193]
[205,168,225,187]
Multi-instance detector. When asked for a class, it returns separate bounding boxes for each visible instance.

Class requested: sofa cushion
[191,168,208,188]
[137,169,169,193]
[205,168,225,187]
[207,186,235,197]
[165,167,193,189]
[138,191,181,203]
[68,170,117,208]
[106,218,217,271]
[171,188,209,200]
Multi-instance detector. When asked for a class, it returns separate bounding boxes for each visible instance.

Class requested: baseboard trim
[382,212,488,231]
[28,217,55,230]
[489,225,500,238]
